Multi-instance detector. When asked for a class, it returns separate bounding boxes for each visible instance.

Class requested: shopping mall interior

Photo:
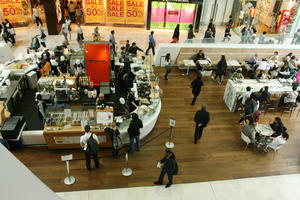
[1,0,300,199]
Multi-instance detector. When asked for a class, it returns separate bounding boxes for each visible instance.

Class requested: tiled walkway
[57,173,300,200]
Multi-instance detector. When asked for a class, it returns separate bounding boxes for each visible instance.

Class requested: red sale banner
[83,0,105,23]
[126,0,144,24]
[106,0,125,23]
[0,0,26,24]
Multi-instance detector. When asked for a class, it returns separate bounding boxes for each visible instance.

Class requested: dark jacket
[128,46,143,55]
[188,28,195,39]
[216,59,227,75]
[244,102,254,115]
[128,118,143,137]
[270,123,284,137]
[194,109,210,127]
[192,53,205,62]
[172,27,180,39]
[160,152,178,175]
[191,77,203,95]
[259,90,271,103]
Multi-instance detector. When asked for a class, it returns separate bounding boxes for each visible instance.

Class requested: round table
[255,124,273,136]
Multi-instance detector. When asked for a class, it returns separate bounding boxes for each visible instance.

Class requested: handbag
[9,28,15,35]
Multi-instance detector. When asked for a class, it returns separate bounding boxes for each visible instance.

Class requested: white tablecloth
[255,124,273,136]
[184,60,195,67]
[223,79,296,112]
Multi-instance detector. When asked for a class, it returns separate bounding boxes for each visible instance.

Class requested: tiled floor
[56,173,300,200]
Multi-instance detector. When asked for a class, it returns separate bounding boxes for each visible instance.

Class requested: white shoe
[218,81,222,85]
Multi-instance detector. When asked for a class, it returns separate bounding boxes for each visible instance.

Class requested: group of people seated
[242,116,289,152]
[246,52,300,81]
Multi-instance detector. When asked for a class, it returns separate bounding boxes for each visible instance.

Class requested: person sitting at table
[230,68,244,81]
[269,51,279,66]
[128,42,143,56]
[242,116,256,143]
[288,56,297,70]
[278,63,291,79]
[285,53,293,64]
[260,69,270,80]
[192,50,206,63]
[295,67,300,83]
[238,99,254,124]
[212,55,227,85]
[249,69,261,79]
[238,86,252,106]
[247,53,258,68]
[257,58,270,72]
[284,85,299,104]
[258,86,271,104]
[269,117,285,137]
[267,131,289,147]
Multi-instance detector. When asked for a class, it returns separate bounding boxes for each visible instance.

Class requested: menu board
[83,0,105,23]
[106,0,125,23]
[150,1,166,29]
[0,0,26,24]
[126,0,144,24]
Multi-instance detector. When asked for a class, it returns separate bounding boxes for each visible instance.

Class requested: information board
[0,0,26,24]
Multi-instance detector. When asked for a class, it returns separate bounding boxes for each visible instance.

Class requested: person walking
[33,5,43,27]
[61,20,69,44]
[154,149,178,188]
[222,23,231,42]
[76,23,84,48]
[258,31,267,44]
[4,19,15,45]
[65,16,72,40]
[75,6,82,24]
[110,30,116,54]
[127,113,143,154]
[194,104,210,144]
[171,24,180,43]
[163,53,172,80]
[68,1,76,23]
[212,55,227,85]
[104,125,122,158]
[38,25,46,47]
[187,24,195,43]
[2,22,13,45]
[145,31,155,55]
[80,125,100,171]
[191,72,203,105]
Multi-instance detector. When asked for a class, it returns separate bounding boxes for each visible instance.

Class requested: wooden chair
[280,102,298,117]
[260,96,278,116]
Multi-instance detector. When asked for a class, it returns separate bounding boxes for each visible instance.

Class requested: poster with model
[277,10,292,33]
[56,0,62,23]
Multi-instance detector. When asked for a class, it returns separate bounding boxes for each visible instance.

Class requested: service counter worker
[74,59,84,84]
[58,56,70,75]
[96,93,107,108]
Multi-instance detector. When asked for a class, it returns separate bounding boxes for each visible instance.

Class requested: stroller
[27,35,40,54]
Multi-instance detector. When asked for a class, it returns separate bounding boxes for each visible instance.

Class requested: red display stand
[84,42,111,85]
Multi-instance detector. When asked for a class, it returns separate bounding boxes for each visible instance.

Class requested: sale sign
[0,0,26,24]
[83,0,105,23]
[106,0,125,23]
[126,0,144,24]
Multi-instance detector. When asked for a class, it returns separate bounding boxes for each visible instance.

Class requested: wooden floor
[13,68,300,192]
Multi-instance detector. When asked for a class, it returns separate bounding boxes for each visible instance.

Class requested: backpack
[86,134,99,155]
[33,37,40,49]
[113,135,123,150]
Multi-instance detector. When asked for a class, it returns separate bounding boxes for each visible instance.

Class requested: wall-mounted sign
[0,0,26,24]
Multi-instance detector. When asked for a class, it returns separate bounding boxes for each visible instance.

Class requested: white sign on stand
[61,154,75,185]
[169,119,176,127]
[166,118,176,148]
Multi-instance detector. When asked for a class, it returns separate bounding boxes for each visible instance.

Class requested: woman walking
[164,53,172,80]
[212,55,228,84]
[171,24,180,43]
[4,19,16,45]
[191,72,203,105]
[38,26,46,47]
[128,113,143,154]
[76,23,84,48]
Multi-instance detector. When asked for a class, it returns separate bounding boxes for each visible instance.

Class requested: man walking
[110,30,116,55]
[154,149,178,188]
[145,31,155,56]
[80,125,100,171]
[33,5,43,27]
[194,104,210,144]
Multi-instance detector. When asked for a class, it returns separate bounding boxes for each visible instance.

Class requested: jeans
[165,69,170,80]
[63,32,68,43]
[85,150,99,170]
[129,135,140,153]
[158,169,173,184]
[35,17,43,26]
[194,124,205,143]
[145,42,155,55]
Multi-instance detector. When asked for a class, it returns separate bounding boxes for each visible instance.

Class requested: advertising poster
[126,0,144,24]
[150,1,165,29]
[179,3,195,30]
[0,0,26,24]
[83,0,105,23]
[277,10,292,33]
[106,0,125,23]
[55,0,62,23]
[165,2,181,29]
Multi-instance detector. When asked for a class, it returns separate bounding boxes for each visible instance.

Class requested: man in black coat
[194,104,210,144]
[191,72,203,105]
[154,149,178,188]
